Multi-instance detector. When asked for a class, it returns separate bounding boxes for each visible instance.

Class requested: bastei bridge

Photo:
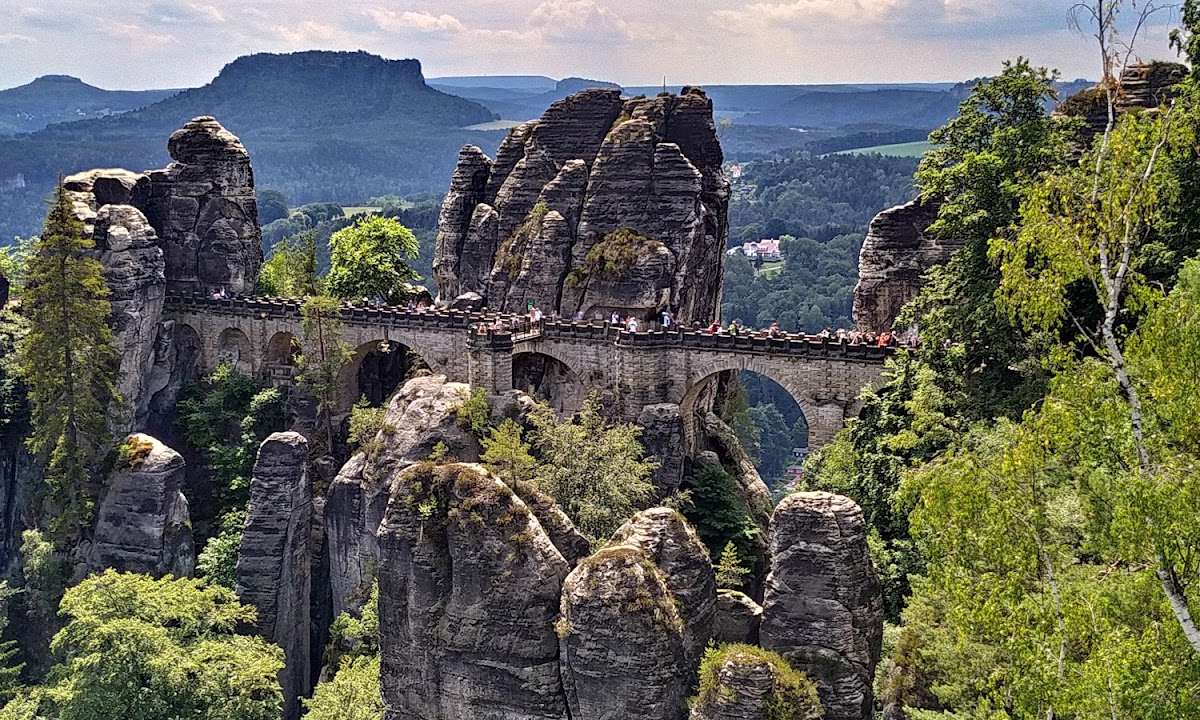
[163,293,895,450]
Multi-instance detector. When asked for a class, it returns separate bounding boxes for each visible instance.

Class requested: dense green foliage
[3,571,283,720]
[177,365,286,542]
[481,419,537,488]
[257,230,320,298]
[16,186,117,541]
[679,463,761,565]
[694,644,822,720]
[528,393,657,545]
[0,583,24,703]
[326,216,421,304]
[808,18,1200,714]
[303,656,383,720]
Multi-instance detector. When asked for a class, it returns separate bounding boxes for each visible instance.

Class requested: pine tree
[714,541,751,591]
[481,419,536,487]
[0,582,23,703]
[17,185,117,540]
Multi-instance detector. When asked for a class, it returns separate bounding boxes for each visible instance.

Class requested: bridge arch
[216,327,254,374]
[512,350,585,415]
[677,355,851,452]
[336,338,433,411]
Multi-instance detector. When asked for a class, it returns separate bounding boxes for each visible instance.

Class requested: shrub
[567,228,663,287]
[694,644,822,720]
[348,396,388,452]
[455,387,490,437]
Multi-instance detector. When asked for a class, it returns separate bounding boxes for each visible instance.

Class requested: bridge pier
[467,331,514,395]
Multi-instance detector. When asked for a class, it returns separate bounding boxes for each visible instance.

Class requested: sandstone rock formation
[62,117,261,436]
[558,545,689,720]
[434,87,729,324]
[609,507,716,667]
[92,204,166,435]
[325,375,480,617]
[714,589,763,645]
[236,432,312,720]
[378,463,571,720]
[91,434,194,577]
[689,646,822,720]
[638,403,686,499]
[852,196,953,334]
[761,492,883,720]
[64,117,261,297]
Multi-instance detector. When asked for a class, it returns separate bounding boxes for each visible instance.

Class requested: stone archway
[216,327,253,374]
[678,360,846,453]
[512,351,585,415]
[336,339,433,411]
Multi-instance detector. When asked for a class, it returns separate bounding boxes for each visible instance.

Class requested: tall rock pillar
[237,432,312,720]
[760,492,883,720]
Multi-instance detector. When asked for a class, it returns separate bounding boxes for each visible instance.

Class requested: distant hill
[0,75,177,135]
[0,51,502,242]
[428,75,557,91]
[433,76,623,121]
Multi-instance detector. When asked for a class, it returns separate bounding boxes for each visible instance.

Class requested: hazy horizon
[0,0,1182,91]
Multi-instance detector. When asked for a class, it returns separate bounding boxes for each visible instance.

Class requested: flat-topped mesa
[852,196,953,334]
[434,87,730,325]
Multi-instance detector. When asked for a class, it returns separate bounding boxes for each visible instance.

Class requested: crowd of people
[468,302,918,348]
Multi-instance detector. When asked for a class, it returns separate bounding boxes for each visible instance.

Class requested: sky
[0,0,1183,90]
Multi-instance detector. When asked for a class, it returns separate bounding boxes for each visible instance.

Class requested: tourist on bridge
[626,316,640,333]
[727,320,742,337]
[768,321,784,338]
[610,311,621,325]
[661,309,673,330]
[706,320,721,335]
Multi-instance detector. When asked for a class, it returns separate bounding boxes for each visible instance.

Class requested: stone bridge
[163,294,894,449]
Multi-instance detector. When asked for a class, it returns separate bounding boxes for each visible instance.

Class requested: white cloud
[529,0,634,44]
[367,9,466,35]
[0,33,35,46]
[272,20,341,46]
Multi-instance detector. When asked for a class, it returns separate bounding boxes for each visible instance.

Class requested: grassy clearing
[342,206,383,217]
[833,140,934,158]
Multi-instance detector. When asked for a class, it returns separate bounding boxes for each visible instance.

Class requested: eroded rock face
[558,545,689,720]
[689,649,808,720]
[638,403,686,499]
[434,87,729,324]
[136,116,262,294]
[761,492,883,720]
[325,375,480,618]
[714,589,762,645]
[609,507,716,667]
[92,434,194,577]
[91,204,166,435]
[852,197,951,334]
[378,463,570,720]
[236,432,312,720]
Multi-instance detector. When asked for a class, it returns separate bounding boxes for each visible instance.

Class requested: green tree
[17,185,118,540]
[993,75,1200,653]
[195,511,245,590]
[26,570,283,720]
[303,656,382,720]
[714,541,751,592]
[347,396,388,451]
[481,418,536,488]
[528,393,656,544]
[0,582,23,703]
[326,216,420,304]
[297,294,352,453]
[258,230,319,298]
[178,366,285,538]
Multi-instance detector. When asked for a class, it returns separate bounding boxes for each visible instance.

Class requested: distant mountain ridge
[0,51,501,242]
[0,74,177,135]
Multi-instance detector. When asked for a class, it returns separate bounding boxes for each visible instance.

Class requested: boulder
[558,545,689,720]
[92,434,194,577]
[608,507,716,667]
[852,197,951,334]
[761,492,883,720]
[433,88,728,326]
[325,375,479,617]
[689,645,822,720]
[378,463,570,720]
[714,589,762,645]
[236,432,312,720]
